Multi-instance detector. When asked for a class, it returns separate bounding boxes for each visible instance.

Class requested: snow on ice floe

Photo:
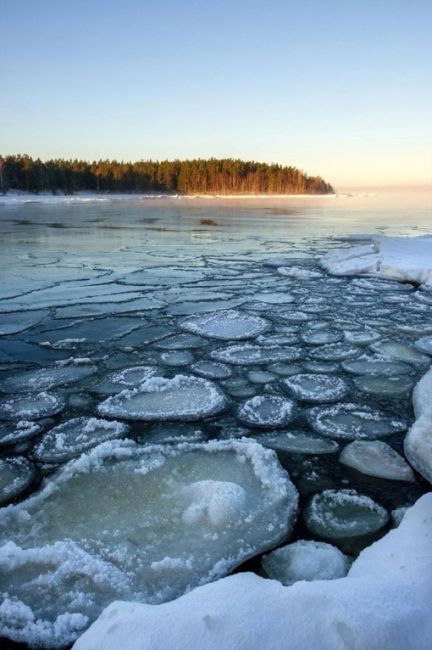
[282,373,348,403]
[261,539,349,586]
[0,365,96,393]
[92,366,162,395]
[191,361,232,379]
[33,417,130,463]
[98,375,227,421]
[301,330,342,345]
[254,431,339,455]
[370,340,430,365]
[277,266,323,280]
[308,343,360,361]
[179,310,270,341]
[73,493,432,650]
[404,367,432,484]
[0,421,41,447]
[0,392,65,421]
[340,441,415,482]
[211,344,302,365]
[343,330,381,345]
[0,457,35,504]
[341,358,414,376]
[304,489,388,540]
[353,375,414,397]
[238,396,295,428]
[321,235,432,287]
[307,403,407,440]
[0,439,298,648]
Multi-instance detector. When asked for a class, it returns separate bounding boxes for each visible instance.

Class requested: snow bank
[74,492,432,650]
[404,367,432,484]
[320,236,432,287]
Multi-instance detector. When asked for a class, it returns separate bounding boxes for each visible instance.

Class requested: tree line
[0,154,333,195]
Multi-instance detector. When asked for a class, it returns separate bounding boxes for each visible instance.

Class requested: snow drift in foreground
[74,493,432,650]
[404,367,432,484]
[320,235,432,287]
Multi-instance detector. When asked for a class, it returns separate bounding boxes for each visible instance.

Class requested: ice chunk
[0,365,96,393]
[160,351,194,366]
[305,489,388,540]
[308,403,407,440]
[371,340,430,365]
[353,375,414,397]
[414,335,432,355]
[301,330,342,345]
[343,330,381,345]
[180,310,270,341]
[110,366,160,386]
[404,367,432,484]
[277,266,323,280]
[0,439,298,647]
[0,421,41,447]
[262,540,349,586]
[0,392,65,421]
[247,370,276,384]
[190,361,232,379]
[98,375,227,421]
[309,343,360,361]
[302,361,339,373]
[120,267,205,285]
[340,441,415,481]
[33,417,130,463]
[0,311,46,336]
[238,396,295,428]
[283,374,348,403]
[211,344,302,365]
[0,457,35,504]
[155,334,207,350]
[254,431,339,455]
[341,358,414,376]
[253,292,294,304]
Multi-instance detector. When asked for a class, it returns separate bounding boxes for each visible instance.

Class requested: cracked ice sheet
[320,236,432,287]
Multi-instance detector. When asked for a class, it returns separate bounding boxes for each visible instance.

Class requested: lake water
[0,188,431,648]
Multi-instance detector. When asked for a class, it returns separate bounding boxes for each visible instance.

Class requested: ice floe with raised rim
[160,351,194,366]
[0,365,96,394]
[307,403,407,440]
[0,457,35,504]
[254,431,339,455]
[0,392,65,421]
[339,441,415,481]
[308,343,360,361]
[0,438,298,648]
[304,489,388,540]
[341,358,414,376]
[0,421,42,447]
[301,330,342,345]
[154,334,207,350]
[353,375,414,397]
[190,361,231,379]
[179,310,270,341]
[92,366,162,395]
[33,417,130,463]
[283,373,348,403]
[261,539,349,586]
[238,396,295,428]
[371,340,430,365]
[98,375,227,421]
[211,344,302,365]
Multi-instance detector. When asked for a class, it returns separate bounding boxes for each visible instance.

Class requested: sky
[1,0,431,188]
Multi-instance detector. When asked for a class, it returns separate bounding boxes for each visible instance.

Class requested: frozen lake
[0,188,431,648]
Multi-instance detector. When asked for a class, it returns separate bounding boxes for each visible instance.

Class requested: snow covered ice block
[261,539,350,586]
[0,439,298,648]
[179,310,270,340]
[404,367,432,485]
[73,493,432,650]
[98,375,228,421]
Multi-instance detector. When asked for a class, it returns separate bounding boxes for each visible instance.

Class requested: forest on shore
[0,155,333,195]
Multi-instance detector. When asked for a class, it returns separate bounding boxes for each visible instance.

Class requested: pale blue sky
[1,0,431,187]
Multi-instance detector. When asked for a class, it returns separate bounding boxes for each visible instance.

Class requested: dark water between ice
[0,189,431,648]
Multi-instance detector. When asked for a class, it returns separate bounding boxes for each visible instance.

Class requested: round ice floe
[283,374,349,403]
[309,343,360,361]
[254,292,294,304]
[180,310,270,341]
[304,489,389,540]
[238,396,295,428]
[343,330,381,345]
[339,441,415,481]
[307,403,407,440]
[160,351,194,367]
[247,370,276,384]
[353,375,414,397]
[191,361,232,379]
[276,309,309,323]
[211,345,302,365]
[0,439,298,648]
[0,421,41,447]
[261,539,349,586]
[301,330,342,345]
[302,361,339,373]
[98,375,227,421]
[0,365,96,394]
[371,340,430,365]
[0,392,65,421]
[0,457,35,504]
[341,358,414,376]
[33,417,130,463]
[110,365,160,386]
[414,335,432,355]
[277,266,323,280]
[254,431,339,455]
[155,334,207,350]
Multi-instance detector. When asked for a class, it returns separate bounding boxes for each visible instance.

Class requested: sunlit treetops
[0,155,333,195]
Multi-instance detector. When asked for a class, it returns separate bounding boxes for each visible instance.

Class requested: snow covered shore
[320,235,432,287]
[74,492,432,650]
